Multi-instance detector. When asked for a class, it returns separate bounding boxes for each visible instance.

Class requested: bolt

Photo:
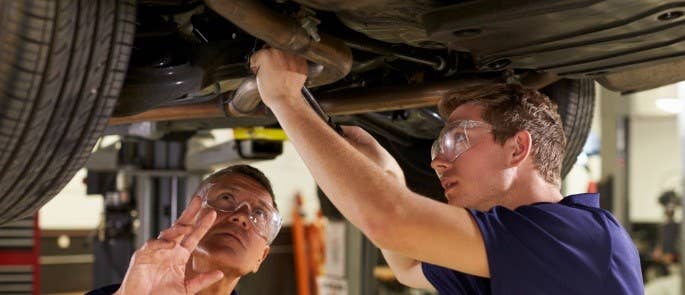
[658,11,683,21]
[485,58,511,70]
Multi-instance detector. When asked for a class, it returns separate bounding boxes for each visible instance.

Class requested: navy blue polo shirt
[421,193,643,294]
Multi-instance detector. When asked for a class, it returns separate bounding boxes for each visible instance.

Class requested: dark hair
[438,83,566,187]
[202,164,277,209]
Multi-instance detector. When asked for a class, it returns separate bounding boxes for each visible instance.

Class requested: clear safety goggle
[202,194,282,244]
[431,120,492,162]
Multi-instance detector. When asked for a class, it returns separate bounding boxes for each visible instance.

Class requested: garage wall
[628,116,680,222]
[39,169,103,229]
[625,82,685,223]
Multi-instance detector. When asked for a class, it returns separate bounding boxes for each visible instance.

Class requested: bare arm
[251,49,489,277]
[341,128,436,291]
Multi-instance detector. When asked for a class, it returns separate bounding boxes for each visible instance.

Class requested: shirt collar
[560,193,600,208]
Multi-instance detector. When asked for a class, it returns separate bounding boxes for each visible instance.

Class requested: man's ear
[252,246,271,273]
[506,130,532,167]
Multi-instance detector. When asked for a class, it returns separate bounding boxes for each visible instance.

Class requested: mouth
[440,179,457,192]
[214,231,247,249]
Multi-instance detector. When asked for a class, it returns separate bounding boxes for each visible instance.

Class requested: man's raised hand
[115,196,223,295]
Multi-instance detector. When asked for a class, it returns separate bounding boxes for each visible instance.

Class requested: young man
[88,165,282,295]
[250,48,643,294]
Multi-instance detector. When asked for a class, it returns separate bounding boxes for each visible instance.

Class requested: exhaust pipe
[108,79,491,125]
[205,0,353,116]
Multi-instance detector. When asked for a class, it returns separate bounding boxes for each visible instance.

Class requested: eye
[441,131,467,151]
[215,193,235,203]
[252,208,268,221]
[450,132,467,143]
[254,208,266,217]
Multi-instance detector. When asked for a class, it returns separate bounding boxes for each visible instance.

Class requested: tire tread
[0,0,136,224]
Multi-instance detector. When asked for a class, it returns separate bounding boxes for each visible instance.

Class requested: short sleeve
[469,205,611,294]
[421,261,490,294]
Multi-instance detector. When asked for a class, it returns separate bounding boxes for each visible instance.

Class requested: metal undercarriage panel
[331,0,685,92]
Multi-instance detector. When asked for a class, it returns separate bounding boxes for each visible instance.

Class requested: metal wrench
[301,86,344,136]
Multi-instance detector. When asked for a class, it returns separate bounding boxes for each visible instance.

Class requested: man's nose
[229,205,252,229]
[229,211,251,229]
[430,156,450,177]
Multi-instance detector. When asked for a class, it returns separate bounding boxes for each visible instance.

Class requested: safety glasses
[431,120,492,162]
[202,194,282,244]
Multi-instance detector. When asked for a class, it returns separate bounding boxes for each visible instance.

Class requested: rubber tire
[370,79,596,202]
[0,0,136,224]
[540,79,595,178]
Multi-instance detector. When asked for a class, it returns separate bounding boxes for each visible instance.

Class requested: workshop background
[2,82,684,294]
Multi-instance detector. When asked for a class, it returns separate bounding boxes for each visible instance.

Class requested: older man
[88,164,282,295]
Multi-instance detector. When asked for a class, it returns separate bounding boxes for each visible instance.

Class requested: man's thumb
[186,270,224,294]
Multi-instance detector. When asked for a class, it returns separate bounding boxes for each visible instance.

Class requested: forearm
[269,97,408,239]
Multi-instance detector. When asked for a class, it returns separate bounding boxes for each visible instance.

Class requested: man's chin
[192,243,251,276]
[445,192,467,207]
[204,244,250,271]
[201,238,245,257]
[446,193,485,211]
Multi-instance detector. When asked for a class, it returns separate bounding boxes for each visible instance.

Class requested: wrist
[266,94,307,113]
